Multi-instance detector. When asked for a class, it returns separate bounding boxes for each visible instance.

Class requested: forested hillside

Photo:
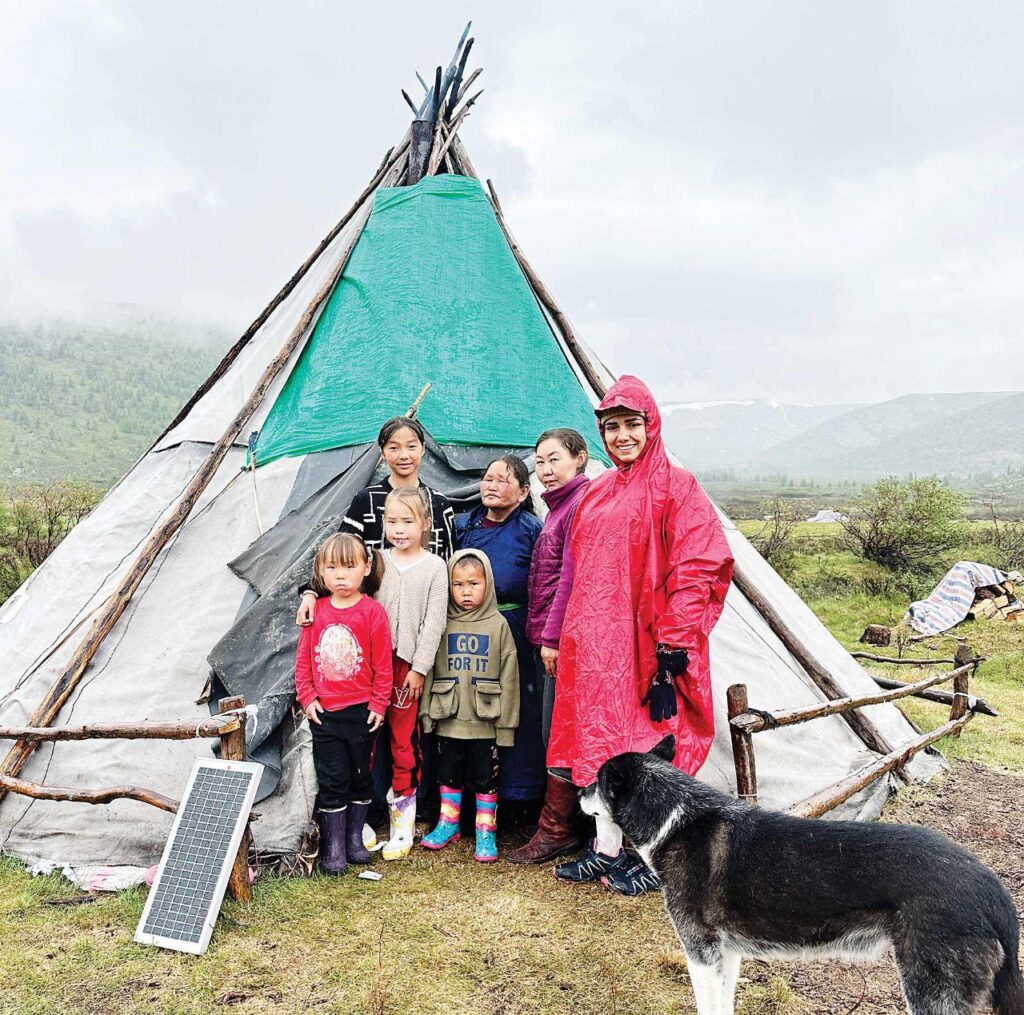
[0,319,226,486]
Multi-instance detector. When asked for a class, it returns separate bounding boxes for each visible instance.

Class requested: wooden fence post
[726,684,758,805]
[948,666,970,735]
[219,696,253,903]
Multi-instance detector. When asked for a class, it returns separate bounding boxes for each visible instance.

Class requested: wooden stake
[407,382,432,416]
[219,696,253,903]
[0,145,411,802]
[726,684,758,804]
[0,774,177,813]
[788,711,974,818]
[0,716,241,743]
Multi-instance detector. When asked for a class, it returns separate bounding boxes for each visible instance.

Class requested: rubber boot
[345,801,373,864]
[507,774,580,864]
[421,786,462,850]
[318,807,348,876]
[382,788,416,860]
[474,793,498,862]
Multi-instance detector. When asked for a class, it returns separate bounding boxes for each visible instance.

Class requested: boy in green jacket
[419,549,519,861]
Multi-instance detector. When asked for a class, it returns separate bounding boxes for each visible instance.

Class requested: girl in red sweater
[295,533,392,876]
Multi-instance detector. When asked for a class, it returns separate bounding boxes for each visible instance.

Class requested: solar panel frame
[134,758,263,956]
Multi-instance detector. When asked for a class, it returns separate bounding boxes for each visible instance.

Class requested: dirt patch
[736,760,1024,1014]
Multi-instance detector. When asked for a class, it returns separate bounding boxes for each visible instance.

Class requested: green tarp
[253,174,607,467]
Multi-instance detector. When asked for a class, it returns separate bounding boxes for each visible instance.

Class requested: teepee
[0,31,939,878]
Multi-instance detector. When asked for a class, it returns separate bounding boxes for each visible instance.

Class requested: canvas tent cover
[0,151,941,878]
[254,176,608,466]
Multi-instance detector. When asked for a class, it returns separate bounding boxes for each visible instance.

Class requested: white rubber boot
[382,788,416,860]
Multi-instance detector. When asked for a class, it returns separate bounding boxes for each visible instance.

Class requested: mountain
[660,400,859,470]
[0,315,228,487]
[757,391,1023,479]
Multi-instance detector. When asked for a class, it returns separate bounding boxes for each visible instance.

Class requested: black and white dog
[580,736,1023,1015]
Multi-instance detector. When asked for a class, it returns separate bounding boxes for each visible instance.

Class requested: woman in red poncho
[548,375,734,896]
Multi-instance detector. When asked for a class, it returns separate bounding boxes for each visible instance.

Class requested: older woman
[548,376,734,896]
[457,455,545,819]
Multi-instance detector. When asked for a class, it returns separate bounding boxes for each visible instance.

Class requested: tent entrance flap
[252,174,608,467]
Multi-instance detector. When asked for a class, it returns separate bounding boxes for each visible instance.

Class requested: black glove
[641,647,689,723]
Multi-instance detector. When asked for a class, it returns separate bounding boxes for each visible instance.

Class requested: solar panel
[134,758,263,955]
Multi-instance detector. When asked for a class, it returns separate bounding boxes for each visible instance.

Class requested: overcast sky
[1,2,1021,404]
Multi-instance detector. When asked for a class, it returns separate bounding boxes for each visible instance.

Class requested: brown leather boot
[506,774,579,864]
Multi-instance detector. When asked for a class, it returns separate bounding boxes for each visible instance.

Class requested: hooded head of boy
[383,487,431,551]
[313,533,383,598]
[451,554,487,611]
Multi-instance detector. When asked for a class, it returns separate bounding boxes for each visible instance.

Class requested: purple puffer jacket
[526,473,590,648]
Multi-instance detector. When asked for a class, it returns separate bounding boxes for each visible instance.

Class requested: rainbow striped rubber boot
[422,786,462,850]
[474,793,498,862]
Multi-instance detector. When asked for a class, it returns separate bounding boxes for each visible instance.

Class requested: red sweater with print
[295,595,393,715]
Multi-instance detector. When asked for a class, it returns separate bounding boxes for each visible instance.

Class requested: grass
[0,848,691,1014]
[0,521,1020,1012]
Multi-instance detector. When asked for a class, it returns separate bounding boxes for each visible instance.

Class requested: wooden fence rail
[0,716,240,744]
[729,662,975,736]
[726,655,983,816]
[0,698,254,901]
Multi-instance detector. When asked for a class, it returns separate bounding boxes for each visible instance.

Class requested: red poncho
[547,376,734,785]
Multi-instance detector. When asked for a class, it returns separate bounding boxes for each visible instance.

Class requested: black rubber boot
[345,801,374,864]
[319,808,348,876]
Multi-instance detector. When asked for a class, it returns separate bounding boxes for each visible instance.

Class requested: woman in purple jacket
[507,428,590,864]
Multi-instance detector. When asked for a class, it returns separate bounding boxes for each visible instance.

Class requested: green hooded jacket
[420,548,520,747]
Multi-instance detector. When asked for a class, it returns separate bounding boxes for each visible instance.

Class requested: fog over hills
[663,392,1023,480]
[1,307,1018,489]
[660,400,859,471]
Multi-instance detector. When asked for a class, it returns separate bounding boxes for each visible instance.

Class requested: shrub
[840,477,966,573]
[0,481,100,605]
[750,497,801,571]
[979,504,1024,571]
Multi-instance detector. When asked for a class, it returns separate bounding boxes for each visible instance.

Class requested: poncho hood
[596,374,663,472]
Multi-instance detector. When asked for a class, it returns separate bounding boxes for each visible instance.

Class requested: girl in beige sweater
[372,487,449,859]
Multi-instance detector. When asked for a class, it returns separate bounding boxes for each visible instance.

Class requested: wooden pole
[485,180,610,398]
[726,684,758,805]
[219,696,253,903]
[788,711,974,819]
[850,652,958,666]
[867,674,997,717]
[0,147,410,803]
[0,774,178,813]
[729,662,976,735]
[153,138,410,445]
[427,98,480,177]
[0,716,241,743]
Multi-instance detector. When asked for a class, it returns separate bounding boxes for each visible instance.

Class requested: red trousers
[389,655,422,796]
